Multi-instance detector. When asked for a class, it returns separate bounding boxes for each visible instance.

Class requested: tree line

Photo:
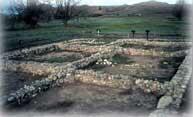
[3,0,188,30]
[4,0,90,30]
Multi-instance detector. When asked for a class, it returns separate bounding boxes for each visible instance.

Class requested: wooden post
[131,30,136,39]
[146,30,150,41]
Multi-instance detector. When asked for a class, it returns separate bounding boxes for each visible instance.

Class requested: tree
[22,6,43,28]
[40,3,54,22]
[7,0,46,28]
[22,1,44,28]
[55,0,81,26]
[172,0,187,20]
[7,0,25,29]
[39,0,55,22]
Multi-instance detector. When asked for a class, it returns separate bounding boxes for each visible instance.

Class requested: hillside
[87,1,174,16]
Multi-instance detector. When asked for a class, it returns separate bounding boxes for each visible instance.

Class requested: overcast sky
[80,0,192,6]
[1,0,192,10]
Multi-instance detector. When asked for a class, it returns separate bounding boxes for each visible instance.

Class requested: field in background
[3,16,189,51]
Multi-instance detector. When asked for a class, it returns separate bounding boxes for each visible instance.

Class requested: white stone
[157,96,173,109]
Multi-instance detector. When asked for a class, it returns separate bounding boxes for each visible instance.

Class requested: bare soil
[22,51,90,63]
[1,71,45,96]
[88,55,184,82]
[3,82,158,116]
[2,41,188,115]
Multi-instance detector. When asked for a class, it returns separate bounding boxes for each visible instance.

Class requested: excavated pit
[11,50,91,63]
[1,39,191,116]
[86,53,185,82]
[4,82,158,116]
[1,71,46,96]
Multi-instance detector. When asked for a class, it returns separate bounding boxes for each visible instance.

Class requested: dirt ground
[1,71,45,96]
[1,41,189,116]
[3,82,158,116]
[88,55,184,82]
[22,51,90,63]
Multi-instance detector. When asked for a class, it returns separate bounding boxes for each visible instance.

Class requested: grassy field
[3,16,188,51]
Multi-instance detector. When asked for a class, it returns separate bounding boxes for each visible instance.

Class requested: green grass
[74,17,187,34]
[3,16,188,51]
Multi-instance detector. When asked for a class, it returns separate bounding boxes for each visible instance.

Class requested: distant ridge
[87,1,174,16]
[2,1,189,16]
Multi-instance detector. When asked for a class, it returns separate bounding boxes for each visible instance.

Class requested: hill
[86,1,174,17]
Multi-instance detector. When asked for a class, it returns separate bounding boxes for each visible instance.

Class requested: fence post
[131,30,135,39]
[146,30,150,41]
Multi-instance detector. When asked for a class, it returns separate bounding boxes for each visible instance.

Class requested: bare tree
[7,0,25,29]
[7,0,46,29]
[40,4,54,22]
[22,3,44,28]
[55,0,81,26]
[172,0,187,20]
[38,0,55,22]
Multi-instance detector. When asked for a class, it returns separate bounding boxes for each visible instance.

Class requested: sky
[1,0,192,11]
[80,0,192,6]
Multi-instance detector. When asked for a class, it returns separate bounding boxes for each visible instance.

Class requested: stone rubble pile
[58,43,115,54]
[4,68,75,105]
[74,70,165,95]
[149,50,192,117]
[2,46,117,105]
[118,48,188,57]
[110,39,192,48]
[2,44,60,60]
[68,39,106,45]
[96,58,113,66]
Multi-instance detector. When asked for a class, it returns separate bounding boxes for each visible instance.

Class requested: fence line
[4,32,188,52]
[87,32,187,40]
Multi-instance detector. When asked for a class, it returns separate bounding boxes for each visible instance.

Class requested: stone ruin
[0,38,192,116]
